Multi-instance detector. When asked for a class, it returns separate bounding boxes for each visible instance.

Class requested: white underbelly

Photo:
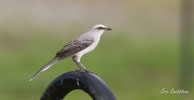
[75,39,99,57]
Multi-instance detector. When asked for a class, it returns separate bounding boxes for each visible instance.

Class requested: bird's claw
[79,68,88,72]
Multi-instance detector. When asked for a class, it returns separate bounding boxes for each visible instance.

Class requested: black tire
[40,70,116,100]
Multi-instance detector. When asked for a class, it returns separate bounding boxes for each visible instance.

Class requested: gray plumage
[29,24,111,81]
[56,38,94,59]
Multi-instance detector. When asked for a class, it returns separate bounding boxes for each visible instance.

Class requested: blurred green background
[0,0,193,100]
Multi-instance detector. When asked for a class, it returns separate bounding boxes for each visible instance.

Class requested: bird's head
[92,24,112,31]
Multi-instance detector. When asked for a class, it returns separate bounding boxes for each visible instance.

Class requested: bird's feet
[73,60,88,72]
[79,68,88,72]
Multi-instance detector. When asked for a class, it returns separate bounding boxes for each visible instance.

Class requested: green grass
[0,0,193,99]
[0,28,193,100]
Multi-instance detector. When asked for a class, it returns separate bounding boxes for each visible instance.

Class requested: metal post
[180,0,194,89]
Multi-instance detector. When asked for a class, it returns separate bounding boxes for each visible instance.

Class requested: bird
[29,24,112,81]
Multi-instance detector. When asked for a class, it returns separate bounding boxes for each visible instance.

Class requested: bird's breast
[75,38,100,57]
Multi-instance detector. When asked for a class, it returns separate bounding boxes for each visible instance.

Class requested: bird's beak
[105,27,112,31]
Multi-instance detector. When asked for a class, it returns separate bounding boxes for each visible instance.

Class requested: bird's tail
[29,57,60,81]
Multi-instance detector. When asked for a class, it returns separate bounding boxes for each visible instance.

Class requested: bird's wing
[56,37,94,58]
[29,37,94,81]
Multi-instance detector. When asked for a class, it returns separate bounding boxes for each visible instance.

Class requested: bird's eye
[97,27,104,30]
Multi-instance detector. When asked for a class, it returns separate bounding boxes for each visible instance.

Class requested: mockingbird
[29,24,112,81]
